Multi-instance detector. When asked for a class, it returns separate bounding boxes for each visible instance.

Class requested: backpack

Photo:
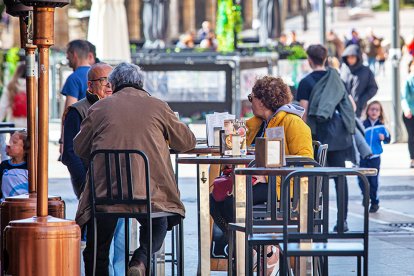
[12,92,27,117]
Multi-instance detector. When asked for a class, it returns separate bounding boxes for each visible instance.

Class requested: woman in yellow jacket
[210,76,313,271]
[246,76,314,187]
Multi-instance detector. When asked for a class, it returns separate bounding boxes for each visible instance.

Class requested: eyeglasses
[90,77,111,88]
[248,93,254,102]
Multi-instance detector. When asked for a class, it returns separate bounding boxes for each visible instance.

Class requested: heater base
[3,216,80,276]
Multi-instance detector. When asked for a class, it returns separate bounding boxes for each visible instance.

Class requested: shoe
[369,204,380,213]
[127,261,146,276]
[266,246,279,276]
[333,221,349,232]
[411,160,414,168]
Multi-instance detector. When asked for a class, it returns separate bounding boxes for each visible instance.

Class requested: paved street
[48,122,414,275]
[42,8,414,276]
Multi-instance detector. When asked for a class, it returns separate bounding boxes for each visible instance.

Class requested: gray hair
[108,62,145,91]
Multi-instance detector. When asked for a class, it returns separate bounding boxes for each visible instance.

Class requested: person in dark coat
[341,44,378,118]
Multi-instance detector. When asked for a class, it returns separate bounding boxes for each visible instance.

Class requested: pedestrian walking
[297,44,355,232]
[341,44,378,118]
[402,59,414,168]
[358,101,390,213]
[0,64,27,161]
[59,40,98,158]
[327,30,345,60]
[375,39,387,76]
[345,29,363,49]
[0,63,27,128]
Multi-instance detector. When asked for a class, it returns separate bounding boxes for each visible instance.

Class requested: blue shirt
[0,159,28,201]
[402,74,414,114]
[363,119,391,157]
[61,66,90,100]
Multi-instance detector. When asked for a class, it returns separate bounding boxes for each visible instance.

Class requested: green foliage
[216,0,235,52]
[216,0,243,52]
[233,4,243,34]
[0,50,5,96]
[286,46,307,61]
[373,0,414,11]
[71,0,91,11]
[6,48,20,77]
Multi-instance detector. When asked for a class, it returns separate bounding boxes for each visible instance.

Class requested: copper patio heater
[0,2,66,274]
[3,0,81,274]
[1,0,66,231]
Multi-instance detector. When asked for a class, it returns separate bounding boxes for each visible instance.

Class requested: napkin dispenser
[255,137,284,167]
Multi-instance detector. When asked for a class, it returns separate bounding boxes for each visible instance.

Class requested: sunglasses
[248,93,254,102]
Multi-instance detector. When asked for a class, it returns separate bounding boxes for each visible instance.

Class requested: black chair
[0,122,15,128]
[279,168,371,276]
[313,140,329,167]
[227,157,322,275]
[89,149,184,276]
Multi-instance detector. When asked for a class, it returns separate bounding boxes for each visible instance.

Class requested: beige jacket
[74,87,196,227]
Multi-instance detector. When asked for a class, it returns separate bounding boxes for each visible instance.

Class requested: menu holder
[255,137,284,167]
[206,112,235,147]
[220,119,247,156]
[213,127,222,147]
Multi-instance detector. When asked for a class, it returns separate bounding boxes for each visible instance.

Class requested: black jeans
[210,182,268,239]
[327,148,350,221]
[359,157,381,205]
[83,217,168,276]
[403,114,414,159]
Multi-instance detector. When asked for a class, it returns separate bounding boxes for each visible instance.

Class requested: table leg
[234,166,246,275]
[197,163,211,275]
[299,177,309,276]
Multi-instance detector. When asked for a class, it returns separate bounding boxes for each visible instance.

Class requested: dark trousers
[327,149,349,220]
[210,182,268,238]
[83,217,168,276]
[403,115,414,159]
[359,157,380,205]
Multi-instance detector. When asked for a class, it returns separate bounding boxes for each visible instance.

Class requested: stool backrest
[89,149,151,214]
[249,157,322,227]
[313,140,329,167]
[281,168,369,245]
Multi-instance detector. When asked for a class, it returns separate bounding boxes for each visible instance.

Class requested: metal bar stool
[279,168,372,276]
[89,149,184,276]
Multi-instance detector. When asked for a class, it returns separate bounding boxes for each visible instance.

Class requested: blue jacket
[402,74,414,114]
[363,119,390,156]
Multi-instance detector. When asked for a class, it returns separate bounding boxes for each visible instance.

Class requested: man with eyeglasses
[62,62,113,198]
[63,63,126,275]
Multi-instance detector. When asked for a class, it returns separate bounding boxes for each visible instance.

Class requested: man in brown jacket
[74,62,196,275]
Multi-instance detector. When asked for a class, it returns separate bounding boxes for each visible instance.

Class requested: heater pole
[22,11,37,193]
[34,7,54,217]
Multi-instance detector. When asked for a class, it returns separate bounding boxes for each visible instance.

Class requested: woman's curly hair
[252,76,292,112]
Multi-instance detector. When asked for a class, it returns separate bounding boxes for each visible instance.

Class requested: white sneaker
[266,246,279,276]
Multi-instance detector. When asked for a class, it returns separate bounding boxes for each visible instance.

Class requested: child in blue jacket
[359,101,390,213]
